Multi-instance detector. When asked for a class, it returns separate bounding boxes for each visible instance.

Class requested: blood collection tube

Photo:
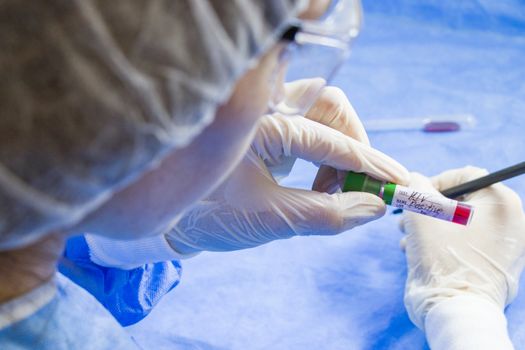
[343,172,474,225]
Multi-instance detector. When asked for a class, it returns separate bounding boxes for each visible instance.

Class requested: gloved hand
[268,79,370,186]
[165,107,409,253]
[401,167,525,349]
[81,82,408,264]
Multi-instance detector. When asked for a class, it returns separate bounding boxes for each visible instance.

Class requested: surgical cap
[0,0,307,250]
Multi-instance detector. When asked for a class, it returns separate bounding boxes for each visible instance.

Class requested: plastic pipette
[364,114,477,133]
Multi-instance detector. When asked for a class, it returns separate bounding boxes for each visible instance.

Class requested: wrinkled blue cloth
[58,236,182,326]
[0,273,141,350]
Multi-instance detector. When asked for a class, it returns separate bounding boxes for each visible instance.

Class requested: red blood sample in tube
[452,202,473,225]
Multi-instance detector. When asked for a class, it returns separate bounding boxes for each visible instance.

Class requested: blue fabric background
[59,236,182,326]
[0,274,142,350]
[128,1,525,349]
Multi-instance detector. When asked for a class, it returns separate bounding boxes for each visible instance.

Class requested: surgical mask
[269,0,363,115]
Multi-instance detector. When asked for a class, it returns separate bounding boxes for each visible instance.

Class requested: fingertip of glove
[339,192,386,219]
[396,167,411,186]
[399,236,407,251]
[318,192,386,233]
[398,217,406,233]
[462,165,490,177]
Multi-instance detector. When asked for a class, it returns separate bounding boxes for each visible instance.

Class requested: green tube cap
[343,172,382,196]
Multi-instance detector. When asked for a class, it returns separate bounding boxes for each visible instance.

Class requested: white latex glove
[166,112,409,253]
[82,81,406,267]
[401,167,525,350]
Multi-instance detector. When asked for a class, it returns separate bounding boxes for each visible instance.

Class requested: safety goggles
[269,0,363,115]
